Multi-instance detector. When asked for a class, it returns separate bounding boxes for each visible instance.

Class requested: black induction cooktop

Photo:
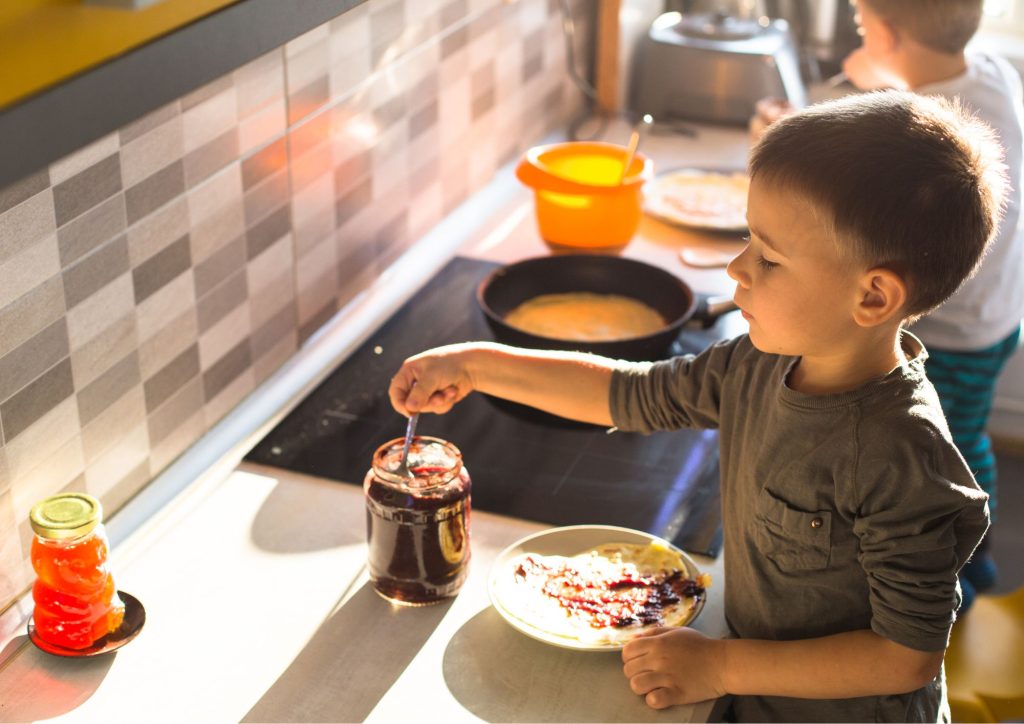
[246,256,725,557]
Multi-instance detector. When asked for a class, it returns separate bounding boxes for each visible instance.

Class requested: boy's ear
[853,267,907,327]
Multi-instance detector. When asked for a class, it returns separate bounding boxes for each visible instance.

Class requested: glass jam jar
[29,493,125,650]
[364,435,471,605]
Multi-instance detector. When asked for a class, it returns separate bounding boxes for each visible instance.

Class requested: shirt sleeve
[609,335,749,433]
[852,413,990,652]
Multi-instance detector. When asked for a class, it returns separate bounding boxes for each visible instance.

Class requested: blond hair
[750,90,1006,320]
[857,0,983,54]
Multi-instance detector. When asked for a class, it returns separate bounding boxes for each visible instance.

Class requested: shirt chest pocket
[753,488,833,571]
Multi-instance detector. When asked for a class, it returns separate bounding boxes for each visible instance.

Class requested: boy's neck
[788,326,908,396]
[898,47,969,90]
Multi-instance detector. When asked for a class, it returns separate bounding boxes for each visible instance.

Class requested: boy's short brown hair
[749,90,1005,320]
[856,0,983,54]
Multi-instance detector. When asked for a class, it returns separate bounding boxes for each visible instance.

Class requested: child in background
[389,91,1000,721]
[844,0,1024,603]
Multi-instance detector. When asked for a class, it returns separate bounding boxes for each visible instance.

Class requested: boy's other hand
[842,48,907,91]
[389,344,476,416]
[621,626,727,709]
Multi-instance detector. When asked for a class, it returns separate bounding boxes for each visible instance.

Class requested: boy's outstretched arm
[622,626,944,709]
[388,341,619,426]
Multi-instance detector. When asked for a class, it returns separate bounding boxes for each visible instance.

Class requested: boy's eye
[756,255,779,271]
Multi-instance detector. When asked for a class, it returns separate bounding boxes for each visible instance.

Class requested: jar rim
[371,435,463,488]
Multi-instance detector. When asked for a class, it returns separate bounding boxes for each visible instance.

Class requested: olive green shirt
[610,332,989,723]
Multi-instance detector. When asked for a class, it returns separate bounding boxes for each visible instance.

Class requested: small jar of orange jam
[30,493,125,650]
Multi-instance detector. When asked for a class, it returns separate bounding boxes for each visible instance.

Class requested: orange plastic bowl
[515,141,654,248]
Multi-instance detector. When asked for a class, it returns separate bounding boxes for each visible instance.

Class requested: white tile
[135,271,196,344]
[203,368,254,430]
[235,50,286,119]
[138,309,198,380]
[438,75,471,150]
[198,301,251,370]
[238,102,287,157]
[120,115,185,188]
[0,189,56,263]
[81,385,147,464]
[126,197,189,267]
[148,409,204,474]
[65,272,134,349]
[186,164,243,226]
[84,422,151,500]
[247,235,294,295]
[285,24,330,58]
[10,435,86,523]
[183,87,239,154]
[0,234,60,310]
[3,396,80,483]
[49,133,120,185]
[284,34,329,96]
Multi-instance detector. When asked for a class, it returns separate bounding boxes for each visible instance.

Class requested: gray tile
[409,99,438,140]
[0,169,49,216]
[298,298,338,345]
[53,154,123,227]
[250,300,296,361]
[374,210,410,269]
[202,338,252,401]
[194,235,246,299]
[132,235,191,304]
[197,268,248,334]
[472,86,495,120]
[143,344,200,413]
[411,157,440,192]
[242,138,288,190]
[441,25,469,59]
[373,95,407,131]
[0,357,74,442]
[147,377,203,447]
[523,28,545,82]
[441,0,468,27]
[334,149,372,197]
[76,351,141,426]
[63,235,130,309]
[335,177,373,227]
[56,194,128,268]
[119,101,180,144]
[0,275,65,359]
[183,130,240,189]
[408,72,439,111]
[0,319,70,403]
[125,160,185,225]
[243,169,290,228]
[287,76,329,126]
[246,205,291,261]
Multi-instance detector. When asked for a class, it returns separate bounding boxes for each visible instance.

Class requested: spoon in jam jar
[394,413,419,480]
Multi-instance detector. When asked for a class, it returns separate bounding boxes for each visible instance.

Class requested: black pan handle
[690,294,739,329]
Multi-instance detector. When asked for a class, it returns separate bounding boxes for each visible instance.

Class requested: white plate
[487,524,706,651]
[644,168,749,232]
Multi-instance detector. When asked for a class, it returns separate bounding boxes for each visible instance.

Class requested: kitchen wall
[0,0,588,613]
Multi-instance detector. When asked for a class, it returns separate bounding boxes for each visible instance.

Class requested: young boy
[389,91,1001,720]
[844,0,1024,599]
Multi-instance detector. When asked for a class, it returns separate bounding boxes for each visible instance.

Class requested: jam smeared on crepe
[513,554,706,628]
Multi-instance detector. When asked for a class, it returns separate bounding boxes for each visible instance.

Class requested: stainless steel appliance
[630,10,807,126]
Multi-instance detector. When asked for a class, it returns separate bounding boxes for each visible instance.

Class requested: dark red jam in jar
[364,435,471,605]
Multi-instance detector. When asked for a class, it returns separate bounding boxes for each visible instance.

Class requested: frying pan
[477,255,737,361]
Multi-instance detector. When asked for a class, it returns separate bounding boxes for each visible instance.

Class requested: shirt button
[810,517,823,529]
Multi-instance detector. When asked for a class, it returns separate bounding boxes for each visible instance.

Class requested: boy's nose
[726,250,751,289]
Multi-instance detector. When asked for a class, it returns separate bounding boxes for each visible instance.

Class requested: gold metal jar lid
[29,493,102,540]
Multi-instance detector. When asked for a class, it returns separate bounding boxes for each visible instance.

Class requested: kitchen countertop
[0,119,750,722]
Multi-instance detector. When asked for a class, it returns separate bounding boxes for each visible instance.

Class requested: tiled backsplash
[0,0,587,611]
